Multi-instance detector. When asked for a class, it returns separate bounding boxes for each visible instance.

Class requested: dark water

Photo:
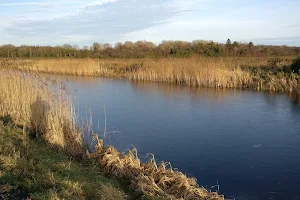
[53,75,300,200]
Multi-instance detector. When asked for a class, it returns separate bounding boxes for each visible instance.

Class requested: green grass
[0,120,131,200]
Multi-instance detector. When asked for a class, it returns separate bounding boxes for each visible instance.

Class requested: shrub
[268,57,283,67]
[291,56,300,74]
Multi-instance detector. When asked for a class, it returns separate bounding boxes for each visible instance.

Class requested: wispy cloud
[250,37,300,46]
[0,0,299,46]
[283,25,300,28]
[0,0,182,45]
[83,0,119,8]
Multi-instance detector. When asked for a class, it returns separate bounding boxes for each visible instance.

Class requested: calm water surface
[52,75,300,200]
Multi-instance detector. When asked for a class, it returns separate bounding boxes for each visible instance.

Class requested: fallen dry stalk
[89,140,224,200]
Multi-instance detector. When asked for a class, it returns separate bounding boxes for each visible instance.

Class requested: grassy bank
[2,57,300,92]
[0,120,129,200]
[0,68,224,199]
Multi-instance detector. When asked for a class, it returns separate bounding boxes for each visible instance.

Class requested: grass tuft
[88,142,224,200]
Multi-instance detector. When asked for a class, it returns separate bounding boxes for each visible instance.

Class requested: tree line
[1,39,299,59]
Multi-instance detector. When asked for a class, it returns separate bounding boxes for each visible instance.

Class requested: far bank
[1,56,300,92]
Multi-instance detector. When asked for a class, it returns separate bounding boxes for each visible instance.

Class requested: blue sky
[0,0,299,46]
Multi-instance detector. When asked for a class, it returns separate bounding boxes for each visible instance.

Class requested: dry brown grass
[1,58,138,76]
[126,57,299,92]
[89,141,224,200]
[0,68,83,157]
[127,58,254,88]
[2,57,299,92]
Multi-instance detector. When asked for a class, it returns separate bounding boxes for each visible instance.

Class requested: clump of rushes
[0,68,83,157]
[88,141,224,200]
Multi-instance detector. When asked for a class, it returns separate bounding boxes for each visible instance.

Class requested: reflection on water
[289,92,300,105]
[43,75,300,200]
[130,80,240,104]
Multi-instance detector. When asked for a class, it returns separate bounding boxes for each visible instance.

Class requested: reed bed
[2,57,299,92]
[0,68,83,157]
[128,58,254,88]
[1,58,137,76]
[0,67,224,199]
[128,58,300,92]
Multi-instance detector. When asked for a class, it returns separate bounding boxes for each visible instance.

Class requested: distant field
[1,56,299,92]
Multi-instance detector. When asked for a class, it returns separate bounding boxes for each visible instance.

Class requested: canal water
[52,75,300,200]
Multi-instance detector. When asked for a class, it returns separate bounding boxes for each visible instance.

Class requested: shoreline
[2,57,300,93]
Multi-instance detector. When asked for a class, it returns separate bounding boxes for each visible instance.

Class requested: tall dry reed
[3,58,137,76]
[0,68,83,156]
[3,57,299,92]
[127,58,254,88]
[126,57,299,92]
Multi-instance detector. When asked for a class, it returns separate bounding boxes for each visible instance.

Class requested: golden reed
[0,68,83,156]
[3,57,299,92]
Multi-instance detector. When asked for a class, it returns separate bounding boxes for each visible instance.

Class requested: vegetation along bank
[0,68,224,200]
[2,55,300,92]
[1,40,300,92]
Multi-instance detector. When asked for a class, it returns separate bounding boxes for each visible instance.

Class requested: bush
[268,57,283,67]
[291,56,300,74]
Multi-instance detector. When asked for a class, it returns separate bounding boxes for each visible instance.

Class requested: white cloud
[0,0,299,46]
[120,17,300,45]
[119,0,300,45]
[0,0,180,45]
[58,34,93,44]
[84,0,118,7]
